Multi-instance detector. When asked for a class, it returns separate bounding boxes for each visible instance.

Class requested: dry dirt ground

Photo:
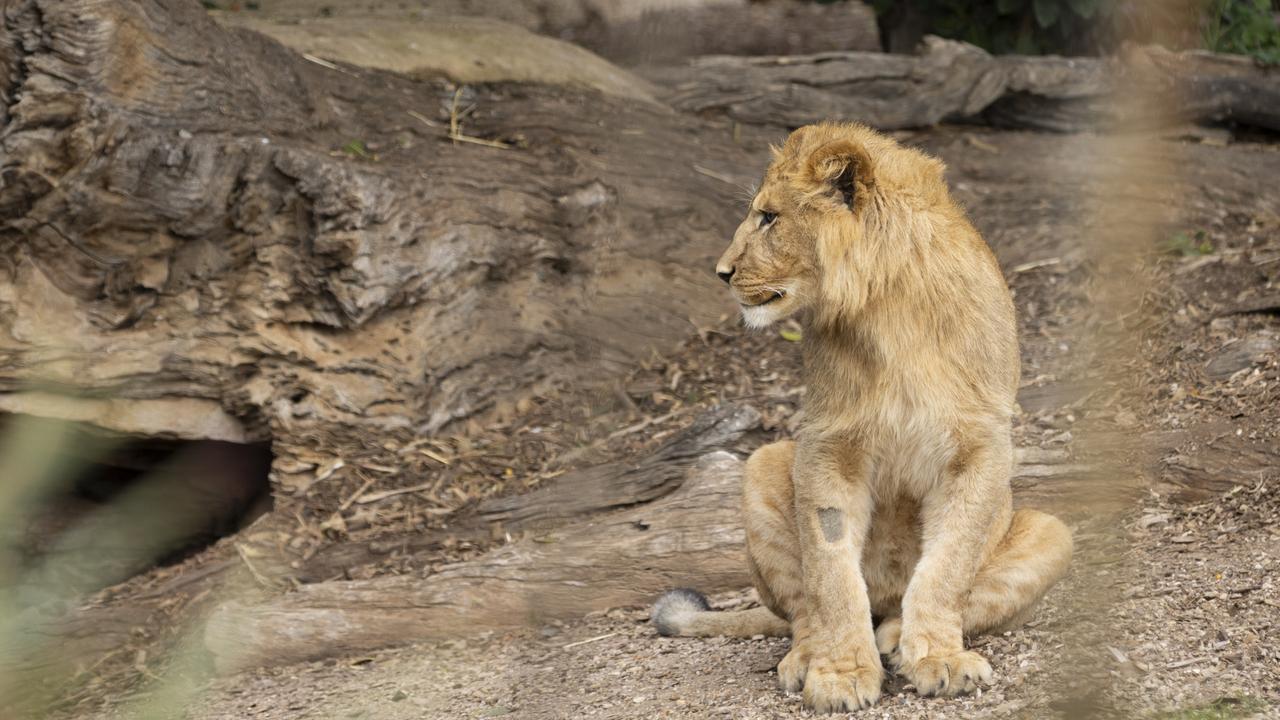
[73,122,1280,719]
[182,481,1280,720]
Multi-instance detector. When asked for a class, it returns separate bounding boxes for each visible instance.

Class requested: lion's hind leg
[743,441,804,624]
[963,508,1073,635]
[650,441,799,641]
[877,508,1072,670]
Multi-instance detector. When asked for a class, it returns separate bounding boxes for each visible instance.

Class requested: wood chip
[1010,257,1061,273]
[563,632,619,650]
[356,481,438,505]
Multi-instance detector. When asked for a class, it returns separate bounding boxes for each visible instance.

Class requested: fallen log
[477,403,761,529]
[0,0,761,507]
[204,451,752,671]
[643,37,1280,133]
[296,403,763,581]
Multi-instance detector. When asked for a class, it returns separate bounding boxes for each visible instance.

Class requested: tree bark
[643,37,1280,133]
[0,0,760,494]
[296,403,763,582]
[204,451,751,671]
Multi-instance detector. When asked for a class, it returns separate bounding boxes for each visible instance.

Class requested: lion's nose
[716,267,734,284]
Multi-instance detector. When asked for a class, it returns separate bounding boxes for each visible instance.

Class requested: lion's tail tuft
[651,588,790,638]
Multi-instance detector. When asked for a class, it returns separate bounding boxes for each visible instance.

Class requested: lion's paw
[777,644,810,693]
[901,650,993,697]
[874,617,902,660]
[801,657,883,713]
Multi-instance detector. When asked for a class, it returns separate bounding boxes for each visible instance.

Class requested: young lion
[651,123,1073,713]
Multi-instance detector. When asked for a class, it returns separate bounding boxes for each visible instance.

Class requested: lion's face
[715,125,877,329]
[715,181,819,328]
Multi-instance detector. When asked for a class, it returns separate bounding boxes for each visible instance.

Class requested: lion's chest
[827,376,962,499]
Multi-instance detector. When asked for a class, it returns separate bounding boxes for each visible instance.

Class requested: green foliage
[864,0,1280,60]
[1166,229,1214,256]
[869,0,1113,54]
[1204,0,1280,63]
[342,139,373,160]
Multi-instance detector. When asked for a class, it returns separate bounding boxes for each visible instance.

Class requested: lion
[651,123,1073,713]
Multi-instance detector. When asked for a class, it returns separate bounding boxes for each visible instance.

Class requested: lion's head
[715,122,948,328]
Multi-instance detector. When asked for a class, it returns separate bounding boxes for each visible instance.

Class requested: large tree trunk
[0,0,760,495]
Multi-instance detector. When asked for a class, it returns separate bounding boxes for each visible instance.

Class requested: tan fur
[688,123,1072,713]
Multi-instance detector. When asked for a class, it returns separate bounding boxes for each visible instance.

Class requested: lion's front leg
[787,438,883,713]
[897,438,1009,697]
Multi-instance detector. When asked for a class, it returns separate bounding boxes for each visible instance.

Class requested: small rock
[390,689,408,702]
[1205,333,1278,379]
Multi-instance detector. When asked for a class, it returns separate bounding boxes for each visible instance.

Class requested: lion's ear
[806,140,874,210]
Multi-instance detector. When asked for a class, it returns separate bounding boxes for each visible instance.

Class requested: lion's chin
[740,297,793,329]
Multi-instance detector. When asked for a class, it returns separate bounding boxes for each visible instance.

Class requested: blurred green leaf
[1166,230,1215,257]
[1066,0,1100,19]
[1032,0,1060,28]
[1203,0,1280,64]
[342,139,371,159]
[1015,23,1040,54]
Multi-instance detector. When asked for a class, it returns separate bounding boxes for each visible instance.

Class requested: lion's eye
[758,211,777,228]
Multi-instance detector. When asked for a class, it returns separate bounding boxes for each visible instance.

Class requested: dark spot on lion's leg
[818,507,844,543]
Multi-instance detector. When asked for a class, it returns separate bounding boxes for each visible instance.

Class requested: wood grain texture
[204,451,751,671]
[0,0,759,493]
[296,404,763,582]
[643,37,1280,132]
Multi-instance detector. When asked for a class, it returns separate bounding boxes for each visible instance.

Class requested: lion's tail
[650,588,790,638]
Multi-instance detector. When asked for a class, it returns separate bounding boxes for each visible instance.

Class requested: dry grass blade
[338,474,377,512]
[300,53,357,76]
[1010,257,1062,273]
[448,85,512,150]
[562,632,618,650]
[406,109,438,128]
[355,480,438,505]
[692,164,740,185]
[419,447,451,465]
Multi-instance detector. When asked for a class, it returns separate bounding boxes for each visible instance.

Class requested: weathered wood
[647,37,1005,130]
[1151,422,1280,502]
[643,37,1280,133]
[204,451,751,671]
[477,403,761,528]
[568,0,880,64]
[296,403,762,581]
[0,0,762,501]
